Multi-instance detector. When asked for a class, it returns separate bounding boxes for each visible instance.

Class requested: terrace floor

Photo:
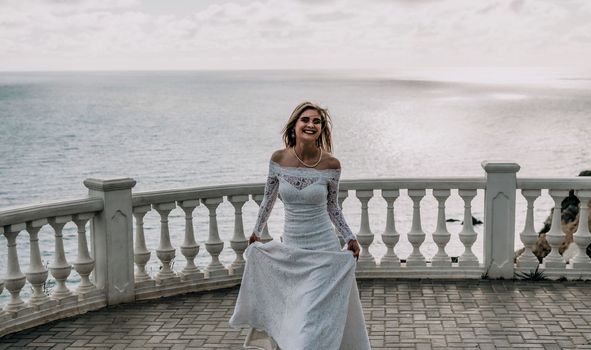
[2,279,591,350]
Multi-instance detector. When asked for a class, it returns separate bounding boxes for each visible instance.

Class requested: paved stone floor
[2,279,591,349]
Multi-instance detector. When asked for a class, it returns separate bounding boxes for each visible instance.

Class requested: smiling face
[294,108,323,144]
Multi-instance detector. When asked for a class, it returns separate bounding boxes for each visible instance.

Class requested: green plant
[514,266,546,281]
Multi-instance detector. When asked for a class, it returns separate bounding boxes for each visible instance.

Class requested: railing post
[482,162,520,278]
[84,178,136,305]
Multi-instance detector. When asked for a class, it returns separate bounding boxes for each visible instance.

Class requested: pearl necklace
[292,146,323,168]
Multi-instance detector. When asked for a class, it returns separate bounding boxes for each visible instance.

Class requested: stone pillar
[482,162,520,279]
[84,178,136,305]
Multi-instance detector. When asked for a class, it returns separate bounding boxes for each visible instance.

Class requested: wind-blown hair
[281,101,333,153]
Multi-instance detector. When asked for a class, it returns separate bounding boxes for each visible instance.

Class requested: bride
[229,102,371,350]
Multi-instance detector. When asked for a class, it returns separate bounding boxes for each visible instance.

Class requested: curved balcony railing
[1,162,591,336]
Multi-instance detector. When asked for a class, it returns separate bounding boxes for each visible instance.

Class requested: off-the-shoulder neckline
[270,160,341,173]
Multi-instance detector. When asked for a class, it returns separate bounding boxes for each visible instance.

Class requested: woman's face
[294,108,323,144]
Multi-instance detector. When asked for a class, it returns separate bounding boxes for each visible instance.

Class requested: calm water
[1,71,590,301]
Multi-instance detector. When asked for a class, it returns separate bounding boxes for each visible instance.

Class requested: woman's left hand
[347,239,360,260]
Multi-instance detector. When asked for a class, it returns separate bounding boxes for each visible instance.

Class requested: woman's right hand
[249,233,261,245]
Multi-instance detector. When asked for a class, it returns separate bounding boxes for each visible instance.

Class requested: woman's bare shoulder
[270,149,288,163]
[322,153,341,170]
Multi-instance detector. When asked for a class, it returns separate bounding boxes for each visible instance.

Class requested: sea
[1,70,590,301]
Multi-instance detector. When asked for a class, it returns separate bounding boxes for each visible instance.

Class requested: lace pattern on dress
[253,164,280,237]
[326,172,356,243]
[281,174,320,190]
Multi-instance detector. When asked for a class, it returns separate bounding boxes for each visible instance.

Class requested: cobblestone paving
[2,279,591,349]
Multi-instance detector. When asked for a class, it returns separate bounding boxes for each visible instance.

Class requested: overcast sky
[1,0,590,75]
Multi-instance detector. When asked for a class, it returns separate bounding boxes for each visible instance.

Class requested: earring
[291,130,295,139]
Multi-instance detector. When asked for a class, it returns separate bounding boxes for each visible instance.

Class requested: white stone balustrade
[517,190,541,269]
[458,189,478,267]
[407,189,427,267]
[380,190,400,268]
[544,190,570,269]
[178,200,204,281]
[73,213,98,297]
[3,223,28,314]
[153,202,180,284]
[432,189,451,267]
[571,190,591,269]
[48,216,76,304]
[25,219,55,309]
[2,165,591,338]
[133,205,153,285]
[228,195,249,275]
[355,190,375,268]
[202,197,230,278]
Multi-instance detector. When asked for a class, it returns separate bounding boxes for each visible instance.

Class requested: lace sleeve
[253,162,280,237]
[327,171,356,243]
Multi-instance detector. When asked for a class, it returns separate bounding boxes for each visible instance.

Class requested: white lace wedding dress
[229,161,371,350]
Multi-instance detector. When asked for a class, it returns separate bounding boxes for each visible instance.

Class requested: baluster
[48,216,74,300]
[407,189,426,267]
[3,223,29,313]
[356,190,375,268]
[544,190,569,269]
[177,200,204,281]
[380,190,400,268]
[26,219,55,308]
[571,190,591,269]
[228,195,249,275]
[133,205,153,284]
[517,189,541,269]
[153,202,179,284]
[432,189,451,267]
[73,213,98,297]
[202,197,230,278]
[253,194,273,243]
[458,189,478,267]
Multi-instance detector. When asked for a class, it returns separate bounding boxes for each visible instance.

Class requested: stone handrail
[2,162,591,337]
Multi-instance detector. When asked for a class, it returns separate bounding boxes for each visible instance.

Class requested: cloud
[0,0,590,71]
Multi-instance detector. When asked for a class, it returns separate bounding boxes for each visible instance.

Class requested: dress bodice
[253,160,356,247]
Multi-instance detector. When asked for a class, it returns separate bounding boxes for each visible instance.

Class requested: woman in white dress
[229,102,371,350]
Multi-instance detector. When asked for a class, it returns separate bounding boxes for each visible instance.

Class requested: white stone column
[432,189,451,267]
[228,195,249,276]
[73,213,99,297]
[202,197,230,278]
[133,205,153,286]
[253,194,273,243]
[407,189,426,267]
[3,223,30,314]
[570,190,591,269]
[380,190,400,268]
[458,189,478,267]
[356,190,375,268]
[84,178,136,305]
[482,162,520,278]
[26,219,55,308]
[543,190,569,269]
[516,189,541,269]
[178,200,204,281]
[48,215,75,302]
[153,202,180,284]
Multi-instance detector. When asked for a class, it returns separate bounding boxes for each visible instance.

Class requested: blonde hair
[281,101,333,153]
